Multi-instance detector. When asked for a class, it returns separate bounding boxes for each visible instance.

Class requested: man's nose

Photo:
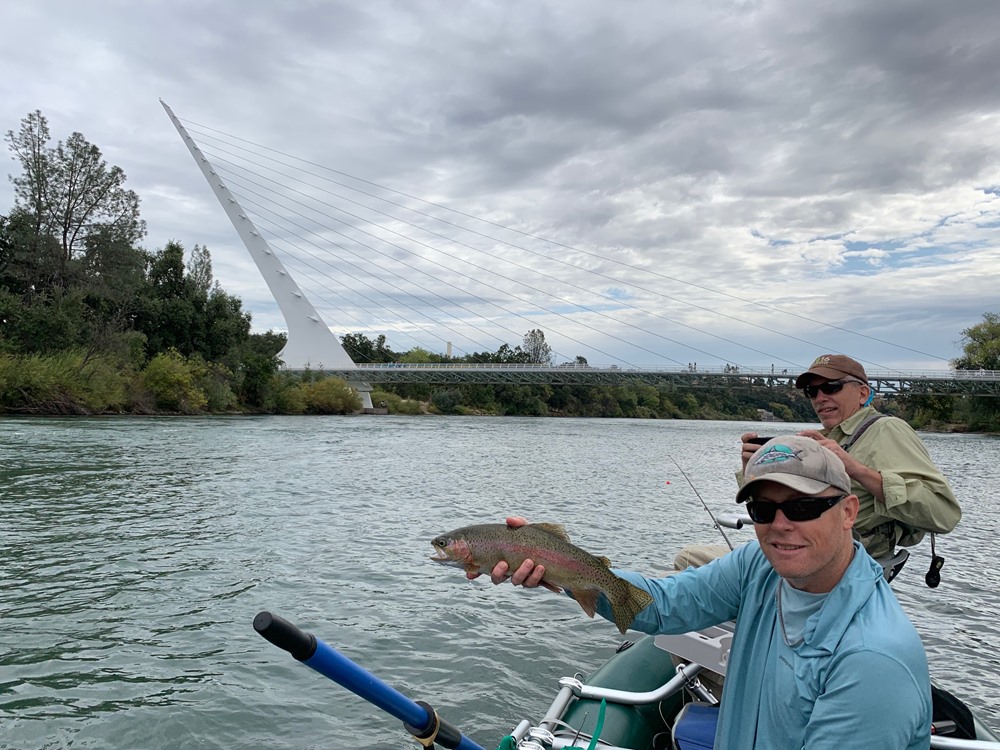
[770,507,797,528]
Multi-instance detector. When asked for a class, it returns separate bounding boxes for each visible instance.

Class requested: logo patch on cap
[753,444,802,467]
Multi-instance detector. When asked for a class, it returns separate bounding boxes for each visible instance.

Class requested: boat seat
[654,622,734,676]
[671,702,718,750]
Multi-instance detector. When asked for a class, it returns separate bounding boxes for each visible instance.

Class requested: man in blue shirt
[480,436,932,749]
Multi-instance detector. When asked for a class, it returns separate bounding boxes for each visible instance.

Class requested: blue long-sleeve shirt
[591,541,931,749]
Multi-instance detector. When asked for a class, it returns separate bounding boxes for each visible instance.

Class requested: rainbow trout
[430,522,653,634]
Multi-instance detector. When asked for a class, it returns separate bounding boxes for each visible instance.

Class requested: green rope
[586,699,607,750]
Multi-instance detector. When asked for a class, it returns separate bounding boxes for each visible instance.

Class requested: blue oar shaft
[304,638,428,727]
[254,612,486,750]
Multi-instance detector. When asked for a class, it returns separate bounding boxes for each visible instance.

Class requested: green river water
[2,415,998,748]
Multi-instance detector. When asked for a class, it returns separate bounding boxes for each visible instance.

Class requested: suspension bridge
[323,363,1000,397]
[161,101,1000,400]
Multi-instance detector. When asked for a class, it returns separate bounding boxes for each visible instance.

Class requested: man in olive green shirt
[742,354,961,559]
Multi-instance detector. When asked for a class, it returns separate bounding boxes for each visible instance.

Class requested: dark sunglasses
[802,379,863,399]
[745,494,847,524]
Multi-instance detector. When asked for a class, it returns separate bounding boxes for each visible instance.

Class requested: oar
[253,611,487,750]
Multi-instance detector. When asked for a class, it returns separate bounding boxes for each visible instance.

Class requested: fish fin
[572,588,600,619]
[596,555,612,568]
[463,564,481,575]
[609,581,654,635]
[530,522,571,542]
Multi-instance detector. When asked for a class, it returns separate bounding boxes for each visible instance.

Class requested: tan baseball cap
[794,354,868,389]
[736,436,851,503]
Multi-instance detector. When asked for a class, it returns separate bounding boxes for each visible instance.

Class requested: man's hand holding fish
[467,516,554,591]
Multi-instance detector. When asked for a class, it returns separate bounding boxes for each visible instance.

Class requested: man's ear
[843,494,860,528]
[860,385,873,407]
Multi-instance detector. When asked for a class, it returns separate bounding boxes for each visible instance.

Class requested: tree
[522,329,553,365]
[399,347,437,363]
[492,343,531,364]
[147,240,188,299]
[186,243,213,295]
[340,332,396,363]
[233,331,285,409]
[4,113,49,251]
[136,241,198,355]
[951,312,1000,431]
[5,110,145,289]
[77,227,150,359]
[0,287,86,353]
[202,289,251,360]
[953,312,1000,370]
[80,225,148,305]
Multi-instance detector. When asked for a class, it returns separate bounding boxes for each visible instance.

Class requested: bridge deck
[295,363,1000,397]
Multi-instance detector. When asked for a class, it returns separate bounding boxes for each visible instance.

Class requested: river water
[2,415,998,749]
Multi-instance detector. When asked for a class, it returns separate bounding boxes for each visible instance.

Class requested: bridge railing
[345,362,1000,380]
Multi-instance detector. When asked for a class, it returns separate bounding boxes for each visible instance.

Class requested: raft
[254,612,1000,749]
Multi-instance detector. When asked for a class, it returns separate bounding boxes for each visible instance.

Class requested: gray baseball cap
[794,354,868,389]
[736,435,851,503]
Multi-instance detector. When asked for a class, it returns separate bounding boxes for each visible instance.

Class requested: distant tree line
[1,110,998,429]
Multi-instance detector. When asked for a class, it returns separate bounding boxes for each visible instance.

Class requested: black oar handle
[253,611,317,661]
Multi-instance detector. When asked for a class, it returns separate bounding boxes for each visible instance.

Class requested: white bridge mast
[160,100,373,409]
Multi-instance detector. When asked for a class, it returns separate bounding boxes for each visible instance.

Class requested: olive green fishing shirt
[822,406,961,558]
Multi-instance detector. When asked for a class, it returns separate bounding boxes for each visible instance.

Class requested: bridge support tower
[161,100,373,409]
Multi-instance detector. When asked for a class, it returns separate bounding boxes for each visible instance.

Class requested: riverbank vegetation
[2,110,999,429]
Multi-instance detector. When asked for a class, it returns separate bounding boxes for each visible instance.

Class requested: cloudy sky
[3,0,1000,372]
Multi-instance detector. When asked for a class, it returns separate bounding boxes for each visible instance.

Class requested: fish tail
[609,581,654,635]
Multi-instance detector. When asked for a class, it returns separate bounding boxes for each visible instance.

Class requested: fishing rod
[254,611,486,750]
[664,455,735,551]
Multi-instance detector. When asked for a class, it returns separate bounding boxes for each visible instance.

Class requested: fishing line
[664,455,734,551]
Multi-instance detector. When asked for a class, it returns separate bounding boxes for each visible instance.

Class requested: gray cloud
[2,0,999,369]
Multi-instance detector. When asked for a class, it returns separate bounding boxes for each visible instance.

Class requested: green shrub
[189,355,237,412]
[273,382,307,414]
[370,389,395,406]
[370,389,423,415]
[140,349,208,413]
[71,353,129,412]
[430,388,463,414]
[0,350,130,413]
[768,402,795,422]
[393,398,424,415]
[300,376,361,414]
[0,353,57,410]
